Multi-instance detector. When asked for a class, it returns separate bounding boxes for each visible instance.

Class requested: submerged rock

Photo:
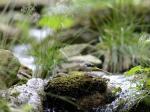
[0,49,20,89]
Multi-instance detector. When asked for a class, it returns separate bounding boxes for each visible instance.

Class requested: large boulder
[0,49,20,89]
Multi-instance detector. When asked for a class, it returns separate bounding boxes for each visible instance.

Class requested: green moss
[38,15,74,30]
[45,71,107,98]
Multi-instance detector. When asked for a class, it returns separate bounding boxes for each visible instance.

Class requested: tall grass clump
[96,0,150,73]
[30,38,62,78]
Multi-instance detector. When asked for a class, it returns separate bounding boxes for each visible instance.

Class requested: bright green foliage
[125,66,150,90]
[125,66,143,76]
[125,66,150,76]
[38,15,74,30]
[96,3,140,72]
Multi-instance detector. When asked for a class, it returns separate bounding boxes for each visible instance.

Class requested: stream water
[93,73,145,112]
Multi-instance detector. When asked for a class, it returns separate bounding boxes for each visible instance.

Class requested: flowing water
[93,73,146,112]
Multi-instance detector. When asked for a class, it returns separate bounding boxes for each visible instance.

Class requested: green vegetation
[95,2,150,73]
[30,39,62,78]
[38,15,74,30]
[125,65,150,107]
[0,0,150,111]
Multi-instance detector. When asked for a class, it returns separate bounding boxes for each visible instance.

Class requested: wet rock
[0,78,46,112]
[44,72,109,111]
[68,55,101,65]
[56,61,101,73]
[60,44,95,58]
[55,54,101,73]
[0,49,20,89]
[56,62,90,73]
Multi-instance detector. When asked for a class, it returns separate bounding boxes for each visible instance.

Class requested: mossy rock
[45,72,107,98]
[44,72,110,111]
[0,49,20,89]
